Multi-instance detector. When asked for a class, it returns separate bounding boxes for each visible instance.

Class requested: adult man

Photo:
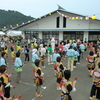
[66,46,76,71]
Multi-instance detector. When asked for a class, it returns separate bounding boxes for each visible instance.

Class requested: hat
[32,49,37,54]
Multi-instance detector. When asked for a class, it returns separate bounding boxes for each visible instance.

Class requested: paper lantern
[92,15,96,19]
[62,14,64,16]
[69,17,71,19]
[4,26,6,28]
[65,16,70,18]
[10,25,12,27]
[76,17,79,20]
[16,24,18,26]
[22,22,24,24]
[39,17,41,19]
[85,16,89,20]
[57,11,59,13]
[28,21,30,23]
[49,13,51,15]
[72,17,75,20]
[80,17,83,20]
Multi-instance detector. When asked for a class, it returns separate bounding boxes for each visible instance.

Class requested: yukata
[90,68,100,99]
[60,78,76,100]
[86,56,95,70]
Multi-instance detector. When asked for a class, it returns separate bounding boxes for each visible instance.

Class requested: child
[16,44,21,53]
[86,51,95,77]
[20,46,24,57]
[11,49,15,64]
[4,46,8,60]
[56,64,64,90]
[34,59,44,97]
[40,45,46,68]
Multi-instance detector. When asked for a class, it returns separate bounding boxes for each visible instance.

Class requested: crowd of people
[0,36,100,100]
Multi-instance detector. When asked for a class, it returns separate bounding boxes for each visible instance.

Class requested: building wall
[17,11,100,31]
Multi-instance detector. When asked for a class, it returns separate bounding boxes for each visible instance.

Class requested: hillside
[0,9,34,28]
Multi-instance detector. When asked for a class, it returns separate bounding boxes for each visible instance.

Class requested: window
[63,17,66,28]
[25,31,38,39]
[43,31,59,42]
[56,17,60,28]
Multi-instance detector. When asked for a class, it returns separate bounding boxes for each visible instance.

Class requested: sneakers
[57,87,61,90]
[42,66,45,68]
[89,97,92,100]
[76,62,80,64]
[51,62,54,64]
[73,66,76,68]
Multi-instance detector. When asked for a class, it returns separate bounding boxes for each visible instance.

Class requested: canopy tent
[0,31,5,35]
[7,30,22,36]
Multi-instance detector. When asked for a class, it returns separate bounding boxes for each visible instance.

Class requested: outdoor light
[10,25,12,27]
[49,13,51,15]
[4,26,6,28]
[16,24,18,26]
[76,17,79,20]
[39,17,41,19]
[92,15,96,19]
[85,16,89,20]
[22,22,24,24]
[72,17,75,20]
[80,17,83,20]
[28,21,30,23]
[65,16,70,18]
[62,14,64,16]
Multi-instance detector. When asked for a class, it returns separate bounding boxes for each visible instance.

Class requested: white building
[13,6,100,43]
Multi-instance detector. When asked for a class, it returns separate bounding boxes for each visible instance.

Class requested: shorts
[57,78,62,84]
[88,68,95,70]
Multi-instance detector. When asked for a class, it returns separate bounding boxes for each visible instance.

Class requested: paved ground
[6,46,98,100]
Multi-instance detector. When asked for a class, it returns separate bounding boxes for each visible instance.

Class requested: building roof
[13,5,100,30]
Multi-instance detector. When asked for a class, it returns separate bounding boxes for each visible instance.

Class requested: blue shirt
[66,49,76,57]
[14,57,22,67]
[53,53,60,62]
[72,43,77,47]
[74,51,79,58]
[32,53,39,63]
[80,44,85,50]
[0,57,6,66]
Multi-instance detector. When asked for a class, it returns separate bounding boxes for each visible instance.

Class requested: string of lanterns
[3,11,97,29]
[57,11,97,20]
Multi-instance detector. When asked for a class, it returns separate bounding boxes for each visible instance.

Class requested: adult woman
[60,70,77,100]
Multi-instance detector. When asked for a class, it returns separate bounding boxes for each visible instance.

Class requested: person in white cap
[32,48,40,67]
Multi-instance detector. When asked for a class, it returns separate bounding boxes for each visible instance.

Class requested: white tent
[0,31,5,35]
[7,30,22,36]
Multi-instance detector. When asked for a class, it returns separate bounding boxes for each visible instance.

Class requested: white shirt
[40,47,46,56]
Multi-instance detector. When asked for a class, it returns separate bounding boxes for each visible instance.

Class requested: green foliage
[0,9,34,28]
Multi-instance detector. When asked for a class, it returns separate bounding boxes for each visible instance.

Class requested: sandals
[36,94,42,97]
